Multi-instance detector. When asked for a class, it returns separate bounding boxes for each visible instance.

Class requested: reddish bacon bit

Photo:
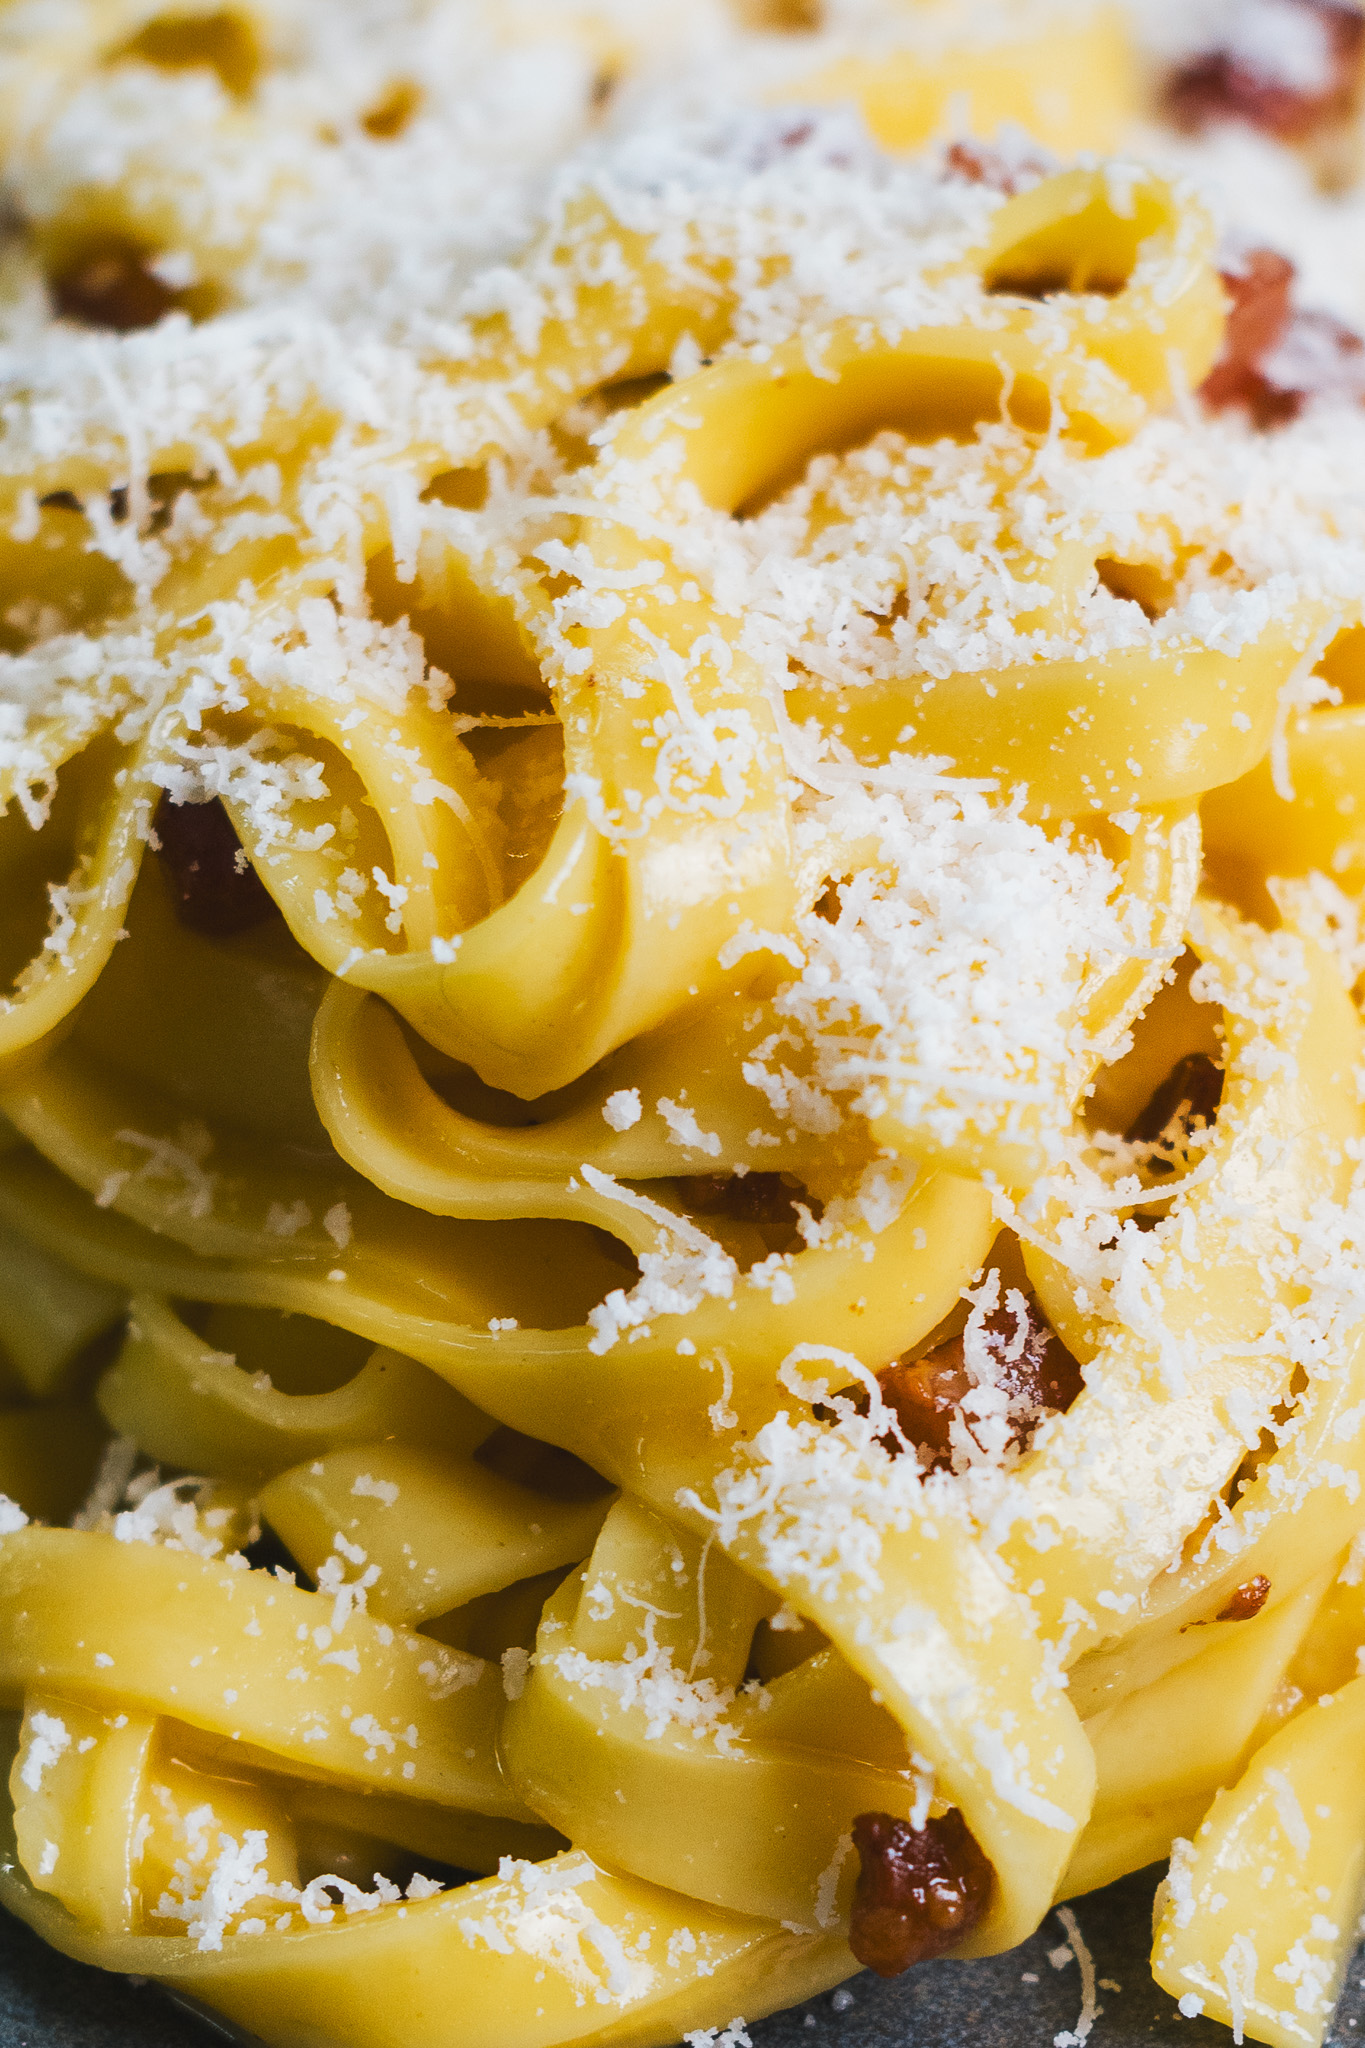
[1164,0,1365,143]
[153,794,279,937]
[739,115,853,173]
[1202,248,1295,414]
[50,246,181,332]
[1218,1573,1272,1621]
[849,1811,993,1977]
[1125,1052,1224,1165]
[473,1425,613,1502]
[869,1296,1084,1474]
[943,139,1051,195]
[1199,248,1365,425]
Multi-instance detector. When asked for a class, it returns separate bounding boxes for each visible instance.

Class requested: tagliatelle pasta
[6,5,1365,2048]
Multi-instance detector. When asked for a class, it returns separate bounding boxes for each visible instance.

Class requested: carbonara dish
[4,3,1365,2045]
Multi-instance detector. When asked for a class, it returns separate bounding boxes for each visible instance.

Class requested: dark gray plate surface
[4,1870,1364,2048]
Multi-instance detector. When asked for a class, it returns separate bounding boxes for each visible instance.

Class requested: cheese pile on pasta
[5,4,1365,2047]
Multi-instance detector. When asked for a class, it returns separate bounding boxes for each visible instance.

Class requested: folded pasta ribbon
[1009,903,1365,1666]
[0,1776,851,2048]
[777,6,1136,157]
